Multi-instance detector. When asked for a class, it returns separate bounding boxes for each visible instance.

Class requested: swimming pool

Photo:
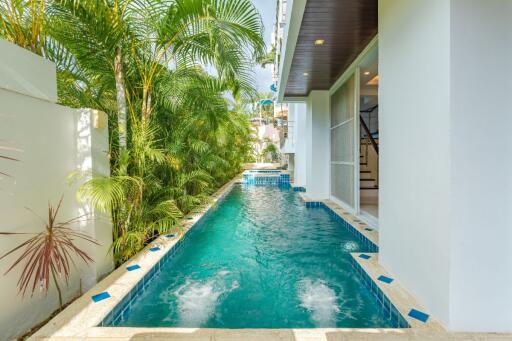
[104,184,403,328]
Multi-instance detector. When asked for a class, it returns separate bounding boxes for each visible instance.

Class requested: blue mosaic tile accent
[359,254,371,260]
[365,228,374,231]
[92,291,111,302]
[350,257,410,328]
[165,233,176,238]
[408,309,429,323]
[241,171,291,185]
[126,264,141,271]
[377,275,394,284]
[293,186,306,192]
[248,170,281,174]
[305,201,324,208]
[149,247,160,252]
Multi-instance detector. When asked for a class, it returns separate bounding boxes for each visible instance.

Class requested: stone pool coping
[30,177,512,340]
[351,253,443,331]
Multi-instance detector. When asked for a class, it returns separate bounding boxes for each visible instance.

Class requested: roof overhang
[277,0,378,101]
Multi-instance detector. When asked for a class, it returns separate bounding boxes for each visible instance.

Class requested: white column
[293,102,308,187]
[379,0,512,331]
[305,91,330,199]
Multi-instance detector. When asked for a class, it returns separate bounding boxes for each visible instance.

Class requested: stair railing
[359,116,378,155]
[360,105,379,188]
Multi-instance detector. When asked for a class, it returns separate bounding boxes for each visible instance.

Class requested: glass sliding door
[330,74,357,208]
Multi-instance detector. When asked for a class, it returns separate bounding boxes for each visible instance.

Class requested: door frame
[328,36,378,224]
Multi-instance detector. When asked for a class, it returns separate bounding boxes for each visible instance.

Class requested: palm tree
[0,0,46,55]
[1,0,264,265]
[47,0,264,150]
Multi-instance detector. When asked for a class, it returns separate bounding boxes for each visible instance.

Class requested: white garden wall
[0,40,113,340]
[0,39,57,103]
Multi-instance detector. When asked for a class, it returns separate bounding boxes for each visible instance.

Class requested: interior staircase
[360,147,378,189]
[359,109,379,210]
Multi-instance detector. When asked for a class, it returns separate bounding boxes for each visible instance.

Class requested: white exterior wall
[305,91,330,199]
[379,0,451,325]
[380,0,512,331]
[0,40,113,340]
[448,0,512,331]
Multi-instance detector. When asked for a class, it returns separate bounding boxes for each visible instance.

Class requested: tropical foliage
[0,0,264,265]
[260,143,279,162]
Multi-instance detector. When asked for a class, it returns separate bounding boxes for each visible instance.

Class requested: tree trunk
[114,46,127,150]
[142,85,152,120]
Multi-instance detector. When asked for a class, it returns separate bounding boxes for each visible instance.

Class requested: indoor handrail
[360,104,378,113]
[359,115,379,155]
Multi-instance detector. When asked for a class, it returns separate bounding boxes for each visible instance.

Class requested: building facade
[276,0,512,332]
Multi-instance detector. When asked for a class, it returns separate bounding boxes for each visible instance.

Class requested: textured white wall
[0,40,113,340]
[380,0,512,331]
[379,0,452,326]
[306,91,330,199]
[448,0,512,331]
[0,39,57,102]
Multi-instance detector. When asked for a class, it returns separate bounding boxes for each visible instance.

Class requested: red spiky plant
[0,197,99,309]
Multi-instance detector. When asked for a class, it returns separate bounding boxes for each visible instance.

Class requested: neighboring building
[271,0,288,83]
[276,0,511,332]
[251,119,281,163]
[271,0,291,167]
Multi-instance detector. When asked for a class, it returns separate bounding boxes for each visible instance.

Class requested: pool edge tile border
[350,252,445,332]
[31,175,243,339]
[298,195,444,332]
[242,169,291,185]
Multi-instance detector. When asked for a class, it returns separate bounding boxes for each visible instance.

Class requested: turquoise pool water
[114,185,394,328]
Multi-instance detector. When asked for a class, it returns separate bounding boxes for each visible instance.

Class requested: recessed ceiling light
[364,71,370,75]
[314,39,325,45]
[303,72,309,76]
